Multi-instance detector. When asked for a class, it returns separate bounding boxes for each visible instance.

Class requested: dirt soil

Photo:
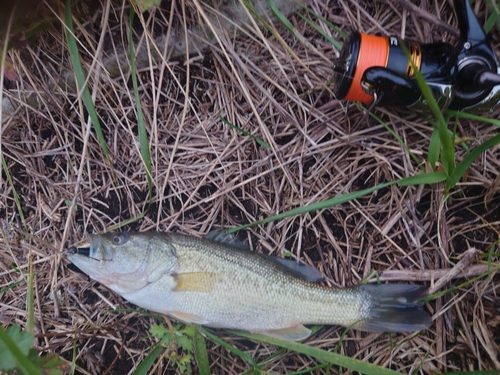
[1,0,500,374]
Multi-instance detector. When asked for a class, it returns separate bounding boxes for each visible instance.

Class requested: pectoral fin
[256,324,311,341]
[169,310,209,325]
[173,272,219,292]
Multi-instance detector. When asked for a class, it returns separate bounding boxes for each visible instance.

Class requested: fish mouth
[68,234,111,261]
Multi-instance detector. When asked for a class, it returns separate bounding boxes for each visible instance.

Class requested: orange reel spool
[344,34,389,104]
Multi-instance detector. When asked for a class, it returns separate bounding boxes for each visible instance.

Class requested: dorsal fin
[206,229,323,282]
[205,229,250,250]
[266,256,323,282]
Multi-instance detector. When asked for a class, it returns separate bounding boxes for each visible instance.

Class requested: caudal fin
[356,284,432,332]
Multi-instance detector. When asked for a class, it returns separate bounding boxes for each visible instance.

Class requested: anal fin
[256,324,311,341]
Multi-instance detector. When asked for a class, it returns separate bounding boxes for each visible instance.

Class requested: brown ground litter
[1,0,499,373]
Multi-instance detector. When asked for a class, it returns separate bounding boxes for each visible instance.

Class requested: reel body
[333,0,500,113]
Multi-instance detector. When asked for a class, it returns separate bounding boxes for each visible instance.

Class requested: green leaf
[0,325,41,374]
[28,349,71,375]
[176,334,193,352]
[150,324,170,340]
[65,200,78,211]
[180,325,196,338]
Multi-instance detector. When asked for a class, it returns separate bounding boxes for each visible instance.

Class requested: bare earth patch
[1,0,499,373]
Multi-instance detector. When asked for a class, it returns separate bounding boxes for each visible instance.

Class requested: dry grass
[1,0,500,373]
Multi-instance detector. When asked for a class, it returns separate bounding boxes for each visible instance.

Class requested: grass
[1,0,500,374]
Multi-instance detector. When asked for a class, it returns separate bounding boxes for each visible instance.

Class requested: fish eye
[112,233,127,245]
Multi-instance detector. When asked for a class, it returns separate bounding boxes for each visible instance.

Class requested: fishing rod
[333,0,500,114]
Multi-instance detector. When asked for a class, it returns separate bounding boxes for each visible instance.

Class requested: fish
[67,231,432,341]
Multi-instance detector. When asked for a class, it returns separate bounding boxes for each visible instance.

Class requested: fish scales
[167,233,371,330]
[67,231,432,341]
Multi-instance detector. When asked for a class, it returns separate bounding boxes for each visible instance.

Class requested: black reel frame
[333,0,500,113]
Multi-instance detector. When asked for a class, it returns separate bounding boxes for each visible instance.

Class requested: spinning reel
[333,0,500,113]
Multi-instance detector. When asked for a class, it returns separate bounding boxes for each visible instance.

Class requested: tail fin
[356,284,432,332]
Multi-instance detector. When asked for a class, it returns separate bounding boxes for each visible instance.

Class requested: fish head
[68,232,172,295]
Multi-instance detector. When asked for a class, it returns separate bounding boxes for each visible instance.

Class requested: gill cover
[68,232,162,294]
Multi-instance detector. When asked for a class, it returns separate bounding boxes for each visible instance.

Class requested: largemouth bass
[67,231,432,341]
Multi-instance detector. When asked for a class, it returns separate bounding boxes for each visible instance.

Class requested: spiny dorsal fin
[205,229,250,250]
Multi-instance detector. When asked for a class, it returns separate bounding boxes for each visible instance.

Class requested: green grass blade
[487,241,497,276]
[441,370,500,375]
[367,111,420,165]
[428,127,440,169]
[447,132,500,189]
[27,255,34,334]
[105,212,148,232]
[286,363,331,375]
[265,0,294,33]
[411,62,454,176]
[0,279,25,294]
[193,330,210,375]
[129,7,153,194]
[131,344,163,375]
[296,2,347,39]
[1,154,26,227]
[227,172,446,233]
[297,13,342,50]
[427,269,497,301]
[397,171,447,186]
[484,0,500,33]
[197,326,258,368]
[64,0,112,169]
[230,330,403,375]
[219,113,271,150]
[226,180,395,233]
[0,326,42,375]
[446,109,500,127]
